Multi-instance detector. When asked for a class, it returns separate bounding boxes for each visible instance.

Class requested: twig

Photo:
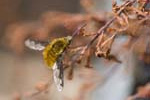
[80,0,136,56]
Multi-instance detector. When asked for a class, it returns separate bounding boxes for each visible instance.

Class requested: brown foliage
[2,0,150,99]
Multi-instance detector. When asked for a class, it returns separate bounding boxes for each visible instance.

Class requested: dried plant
[2,0,150,100]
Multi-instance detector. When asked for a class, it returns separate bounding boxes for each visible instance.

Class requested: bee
[25,36,72,91]
[25,24,86,91]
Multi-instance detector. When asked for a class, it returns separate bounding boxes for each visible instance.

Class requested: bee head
[65,36,72,41]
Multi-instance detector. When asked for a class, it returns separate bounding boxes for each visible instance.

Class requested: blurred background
[0,0,145,100]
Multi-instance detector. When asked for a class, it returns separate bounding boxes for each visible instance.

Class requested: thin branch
[80,0,136,56]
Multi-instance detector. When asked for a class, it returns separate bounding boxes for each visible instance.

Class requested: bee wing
[25,39,47,51]
[52,56,64,91]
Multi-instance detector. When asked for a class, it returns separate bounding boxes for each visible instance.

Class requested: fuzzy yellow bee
[25,36,72,91]
[25,24,86,91]
[43,36,72,68]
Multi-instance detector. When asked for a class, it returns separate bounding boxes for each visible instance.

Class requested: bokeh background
[0,0,137,100]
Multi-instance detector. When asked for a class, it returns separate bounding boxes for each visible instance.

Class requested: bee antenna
[72,23,87,38]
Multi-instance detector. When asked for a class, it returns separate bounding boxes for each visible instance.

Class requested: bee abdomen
[43,37,69,69]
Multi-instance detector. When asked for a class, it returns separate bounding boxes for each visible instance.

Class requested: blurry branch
[3,0,150,99]
[12,80,52,100]
[127,83,150,100]
[78,0,136,62]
